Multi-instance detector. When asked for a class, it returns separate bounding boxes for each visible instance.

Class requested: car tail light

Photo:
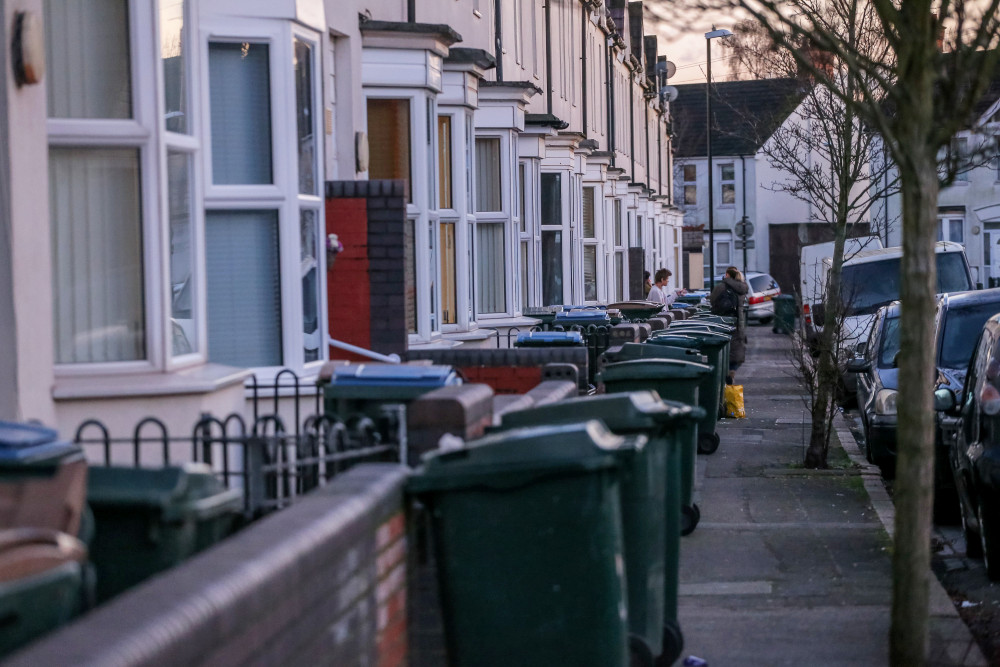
[748,295,765,304]
[982,384,1000,416]
[803,303,812,326]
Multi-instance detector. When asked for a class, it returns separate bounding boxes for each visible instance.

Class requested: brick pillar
[326,180,407,361]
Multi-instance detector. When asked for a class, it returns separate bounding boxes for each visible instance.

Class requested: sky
[642,3,748,86]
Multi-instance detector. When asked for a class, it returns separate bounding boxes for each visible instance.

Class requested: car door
[957,329,993,506]
[856,309,883,427]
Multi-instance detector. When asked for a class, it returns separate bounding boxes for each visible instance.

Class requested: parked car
[935,313,1000,579]
[713,271,781,323]
[848,302,900,477]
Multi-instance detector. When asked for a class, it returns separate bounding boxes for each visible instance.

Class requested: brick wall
[7,465,409,667]
[326,180,407,361]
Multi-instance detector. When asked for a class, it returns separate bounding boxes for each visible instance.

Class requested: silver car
[714,271,781,323]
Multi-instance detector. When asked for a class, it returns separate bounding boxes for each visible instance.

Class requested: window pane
[721,164,735,180]
[368,99,412,202]
[160,0,186,133]
[614,200,623,245]
[684,185,697,205]
[476,223,506,314]
[542,230,563,306]
[717,242,731,265]
[441,222,457,324]
[405,219,417,333]
[45,0,132,119]
[683,164,696,181]
[519,164,527,232]
[541,173,561,226]
[300,209,321,362]
[294,39,316,195]
[206,210,282,366]
[438,116,453,209]
[168,152,195,356]
[475,138,502,212]
[50,148,144,363]
[520,241,529,308]
[637,216,643,246]
[937,219,945,242]
[582,187,596,238]
[950,219,964,243]
[615,252,624,301]
[722,184,735,205]
[209,42,273,185]
[584,246,598,301]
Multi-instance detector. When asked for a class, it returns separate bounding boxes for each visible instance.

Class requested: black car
[847,302,899,476]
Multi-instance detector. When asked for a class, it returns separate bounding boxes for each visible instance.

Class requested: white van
[809,241,975,394]
[800,236,882,347]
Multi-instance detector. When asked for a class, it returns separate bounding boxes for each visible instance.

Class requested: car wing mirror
[846,357,871,373]
[933,387,958,413]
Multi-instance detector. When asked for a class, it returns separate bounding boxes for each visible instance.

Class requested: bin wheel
[629,634,655,667]
[697,431,720,455]
[656,621,684,667]
[681,503,701,536]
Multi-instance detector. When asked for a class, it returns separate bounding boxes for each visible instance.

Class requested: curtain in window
[475,138,502,212]
[584,246,598,301]
[205,210,282,367]
[209,42,273,185]
[441,223,457,324]
[542,230,563,306]
[368,99,412,202]
[300,209,320,362]
[476,223,506,314]
[294,39,316,196]
[582,187,595,238]
[50,148,145,363]
[45,0,132,119]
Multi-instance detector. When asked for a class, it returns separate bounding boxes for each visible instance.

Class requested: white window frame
[680,163,697,208]
[199,18,327,375]
[581,184,602,304]
[519,159,541,309]
[473,131,516,319]
[719,162,736,207]
[938,214,965,245]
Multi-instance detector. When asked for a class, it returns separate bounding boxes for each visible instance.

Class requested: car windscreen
[749,275,776,292]
[939,302,1000,368]
[841,252,971,316]
[879,316,901,368]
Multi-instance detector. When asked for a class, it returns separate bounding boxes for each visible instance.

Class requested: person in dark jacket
[710,266,749,382]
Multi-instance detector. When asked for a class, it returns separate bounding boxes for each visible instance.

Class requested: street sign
[735,239,756,250]
[735,220,755,238]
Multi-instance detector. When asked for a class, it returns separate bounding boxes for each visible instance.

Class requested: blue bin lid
[515,331,584,346]
[561,304,606,311]
[669,303,691,309]
[555,311,611,324]
[332,364,459,387]
[0,421,80,465]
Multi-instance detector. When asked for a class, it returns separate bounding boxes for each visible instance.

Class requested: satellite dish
[654,60,677,80]
[659,85,679,103]
[664,60,677,79]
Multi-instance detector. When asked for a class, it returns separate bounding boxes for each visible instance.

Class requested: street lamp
[705,27,731,290]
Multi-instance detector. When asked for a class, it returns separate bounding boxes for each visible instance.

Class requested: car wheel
[979,500,1000,581]
[759,316,773,325]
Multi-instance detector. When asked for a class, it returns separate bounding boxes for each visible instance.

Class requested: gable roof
[671,78,808,158]
[974,71,1000,122]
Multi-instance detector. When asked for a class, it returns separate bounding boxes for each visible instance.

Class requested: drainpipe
[741,154,748,272]
[644,99,650,188]
[407,0,415,23]
[544,0,553,114]
[606,35,615,163]
[629,75,635,178]
[581,5,588,134]
[494,0,503,81]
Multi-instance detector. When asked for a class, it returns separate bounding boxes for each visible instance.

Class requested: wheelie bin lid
[664,328,731,344]
[561,304,606,310]
[499,391,703,433]
[598,358,713,383]
[645,333,702,349]
[324,364,461,399]
[554,310,611,325]
[87,464,243,521]
[618,342,708,365]
[0,421,82,468]
[515,330,584,347]
[408,420,643,494]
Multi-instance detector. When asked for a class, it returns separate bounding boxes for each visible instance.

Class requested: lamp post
[705,27,731,290]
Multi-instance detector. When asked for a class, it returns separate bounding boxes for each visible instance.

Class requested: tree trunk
[890,155,939,666]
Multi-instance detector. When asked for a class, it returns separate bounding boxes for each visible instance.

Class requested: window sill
[53,363,253,400]
[409,338,463,351]
[441,329,498,343]
[476,315,542,328]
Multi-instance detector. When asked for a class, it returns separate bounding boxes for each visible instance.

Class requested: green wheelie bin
[598,359,713,536]
[645,333,728,454]
[86,463,243,602]
[772,294,797,334]
[495,392,702,666]
[408,421,634,667]
[663,326,732,414]
[603,343,710,533]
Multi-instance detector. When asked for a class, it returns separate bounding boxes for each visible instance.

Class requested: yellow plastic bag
[723,384,746,419]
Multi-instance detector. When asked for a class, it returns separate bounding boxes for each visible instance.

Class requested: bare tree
[680,0,1000,662]
[718,9,898,470]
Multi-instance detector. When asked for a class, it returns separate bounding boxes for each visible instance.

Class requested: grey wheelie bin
[408,421,634,667]
[773,294,797,334]
[0,528,88,657]
[86,463,243,602]
[597,359,713,537]
[603,343,710,533]
[496,392,702,666]
[645,334,727,454]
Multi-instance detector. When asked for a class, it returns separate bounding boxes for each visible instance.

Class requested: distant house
[670,78,871,294]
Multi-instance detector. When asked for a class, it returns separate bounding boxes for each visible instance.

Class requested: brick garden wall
[326,180,407,361]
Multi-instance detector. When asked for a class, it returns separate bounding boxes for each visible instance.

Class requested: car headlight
[875,389,897,416]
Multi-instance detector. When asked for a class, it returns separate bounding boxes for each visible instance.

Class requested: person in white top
[650,268,686,306]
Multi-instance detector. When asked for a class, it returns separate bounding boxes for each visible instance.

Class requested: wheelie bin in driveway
[644,334,727,454]
[408,421,634,667]
[496,392,702,666]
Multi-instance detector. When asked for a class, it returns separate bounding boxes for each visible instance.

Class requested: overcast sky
[644,3,746,85]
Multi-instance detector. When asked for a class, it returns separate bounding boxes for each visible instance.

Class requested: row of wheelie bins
[0,421,243,657]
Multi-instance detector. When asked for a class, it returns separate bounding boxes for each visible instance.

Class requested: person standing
[643,271,652,298]
[648,269,667,304]
[710,266,749,382]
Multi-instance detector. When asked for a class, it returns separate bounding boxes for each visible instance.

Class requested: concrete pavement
[676,324,985,666]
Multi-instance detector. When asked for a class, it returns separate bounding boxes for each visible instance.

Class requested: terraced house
[0,0,680,436]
